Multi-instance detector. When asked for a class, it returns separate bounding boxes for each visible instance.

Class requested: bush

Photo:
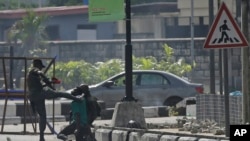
[48,44,193,90]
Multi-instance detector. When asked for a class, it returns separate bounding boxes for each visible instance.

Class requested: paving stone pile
[146,116,225,135]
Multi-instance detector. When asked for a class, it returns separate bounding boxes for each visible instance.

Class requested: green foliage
[95,59,124,81]
[50,44,193,90]
[156,44,192,76]
[47,60,96,90]
[168,106,179,116]
[133,56,158,70]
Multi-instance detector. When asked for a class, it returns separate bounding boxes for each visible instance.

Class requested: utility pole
[241,0,250,124]
[190,0,194,66]
[123,0,136,101]
[209,0,215,94]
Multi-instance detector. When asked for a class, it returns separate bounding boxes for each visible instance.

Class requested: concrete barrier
[160,135,179,141]
[95,128,112,141]
[198,139,220,141]
[129,132,143,141]
[0,101,16,117]
[141,133,161,141]
[1,100,169,121]
[100,106,169,119]
[178,136,198,141]
[93,126,229,141]
[0,116,21,124]
[112,130,129,141]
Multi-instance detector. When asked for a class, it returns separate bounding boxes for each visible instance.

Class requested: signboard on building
[88,0,125,22]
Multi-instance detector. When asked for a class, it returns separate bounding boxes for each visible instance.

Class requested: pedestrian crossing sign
[203,2,249,49]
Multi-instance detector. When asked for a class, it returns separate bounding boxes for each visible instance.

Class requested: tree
[7,9,48,57]
[7,9,48,87]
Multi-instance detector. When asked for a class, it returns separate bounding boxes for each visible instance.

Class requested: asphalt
[0,116,228,141]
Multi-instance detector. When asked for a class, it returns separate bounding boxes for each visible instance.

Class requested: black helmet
[78,84,90,95]
[71,84,90,96]
[33,59,45,68]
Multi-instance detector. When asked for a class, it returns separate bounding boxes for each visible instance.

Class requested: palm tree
[7,9,48,88]
[8,9,48,57]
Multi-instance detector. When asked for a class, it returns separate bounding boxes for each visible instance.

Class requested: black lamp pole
[123,0,136,101]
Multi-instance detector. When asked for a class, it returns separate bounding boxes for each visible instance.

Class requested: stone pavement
[0,117,229,141]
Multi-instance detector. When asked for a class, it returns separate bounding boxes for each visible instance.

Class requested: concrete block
[160,135,179,141]
[112,130,128,141]
[129,132,143,141]
[95,128,112,141]
[158,106,169,117]
[0,101,17,116]
[186,104,196,117]
[198,139,219,141]
[15,102,33,117]
[141,133,161,141]
[100,108,114,119]
[143,107,158,118]
[45,101,61,116]
[178,136,198,141]
[0,116,21,125]
[111,102,146,128]
[98,100,106,110]
[60,101,71,116]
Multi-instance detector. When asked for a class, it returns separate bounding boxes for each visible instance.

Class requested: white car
[67,70,204,108]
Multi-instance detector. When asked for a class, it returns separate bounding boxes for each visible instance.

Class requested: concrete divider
[95,128,112,141]
[199,139,221,141]
[112,130,129,141]
[93,127,229,141]
[141,133,161,141]
[100,106,169,119]
[0,116,21,124]
[1,100,169,121]
[160,135,179,141]
[129,132,143,141]
[0,101,16,117]
[178,136,198,141]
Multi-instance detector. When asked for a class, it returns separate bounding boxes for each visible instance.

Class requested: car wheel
[164,97,183,107]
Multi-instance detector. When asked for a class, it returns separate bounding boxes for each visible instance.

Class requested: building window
[45,25,60,41]
[77,24,97,40]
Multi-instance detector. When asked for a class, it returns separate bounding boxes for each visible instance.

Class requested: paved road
[0,117,178,141]
[0,116,227,141]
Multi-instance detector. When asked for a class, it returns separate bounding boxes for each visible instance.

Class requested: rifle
[44,55,57,74]
[42,56,58,90]
[43,56,59,135]
[46,121,58,135]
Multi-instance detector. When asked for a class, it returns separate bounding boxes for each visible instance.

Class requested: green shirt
[71,98,88,125]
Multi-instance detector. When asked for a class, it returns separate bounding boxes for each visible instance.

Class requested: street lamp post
[123,0,136,101]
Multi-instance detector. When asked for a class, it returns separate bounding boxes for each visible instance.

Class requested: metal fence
[196,94,242,126]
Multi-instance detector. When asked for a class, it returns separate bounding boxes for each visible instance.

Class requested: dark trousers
[59,121,92,141]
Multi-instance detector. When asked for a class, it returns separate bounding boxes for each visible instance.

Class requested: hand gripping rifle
[42,56,58,90]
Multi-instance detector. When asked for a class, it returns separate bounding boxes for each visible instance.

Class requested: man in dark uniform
[27,59,82,141]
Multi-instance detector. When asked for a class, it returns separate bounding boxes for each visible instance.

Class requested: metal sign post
[204,2,249,137]
[223,49,230,137]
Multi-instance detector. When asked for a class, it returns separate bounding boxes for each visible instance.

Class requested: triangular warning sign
[204,2,249,49]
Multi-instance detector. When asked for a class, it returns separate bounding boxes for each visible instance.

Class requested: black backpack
[86,96,101,125]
